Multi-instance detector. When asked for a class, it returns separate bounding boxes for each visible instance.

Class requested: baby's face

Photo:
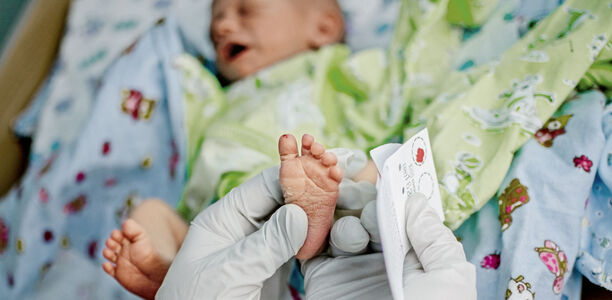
[210,0,321,81]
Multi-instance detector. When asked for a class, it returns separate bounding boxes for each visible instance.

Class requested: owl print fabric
[576,107,612,291]
[455,90,612,299]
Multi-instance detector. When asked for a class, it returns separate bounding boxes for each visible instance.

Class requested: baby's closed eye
[239,0,271,18]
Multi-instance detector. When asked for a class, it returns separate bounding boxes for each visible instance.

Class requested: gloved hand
[156,148,371,299]
[156,166,308,299]
[302,193,477,300]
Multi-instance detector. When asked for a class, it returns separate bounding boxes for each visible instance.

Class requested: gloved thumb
[197,204,308,299]
[157,204,308,299]
[329,216,369,257]
[403,194,476,299]
[226,204,308,281]
[404,193,467,272]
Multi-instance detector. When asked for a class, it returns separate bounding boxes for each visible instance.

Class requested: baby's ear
[308,8,345,48]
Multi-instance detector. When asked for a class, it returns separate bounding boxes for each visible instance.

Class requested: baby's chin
[215,59,259,83]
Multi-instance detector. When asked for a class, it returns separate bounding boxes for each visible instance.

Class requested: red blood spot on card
[416,148,425,163]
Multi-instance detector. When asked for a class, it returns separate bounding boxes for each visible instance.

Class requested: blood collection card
[370,128,443,300]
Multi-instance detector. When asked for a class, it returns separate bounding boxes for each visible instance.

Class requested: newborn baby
[209,0,346,259]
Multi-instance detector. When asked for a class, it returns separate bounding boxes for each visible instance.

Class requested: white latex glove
[329,148,376,210]
[156,167,308,299]
[303,193,476,300]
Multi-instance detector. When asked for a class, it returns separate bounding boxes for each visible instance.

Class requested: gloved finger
[360,200,382,252]
[329,216,369,257]
[402,267,477,300]
[209,204,308,298]
[240,166,284,218]
[158,204,308,299]
[192,167,284,242]
[336,179,376,210]
[327,148,368,179]
[404,193,468,273]
[302,253,391,300]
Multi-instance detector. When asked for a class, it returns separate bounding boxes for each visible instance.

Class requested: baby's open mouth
[224,43,248,61]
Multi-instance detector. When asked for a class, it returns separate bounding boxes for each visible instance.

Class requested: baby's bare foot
[102,219,171,299]
[279,134,343,259]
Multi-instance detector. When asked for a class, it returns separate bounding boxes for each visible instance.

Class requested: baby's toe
[102,262,116,277]
[321,152,338,167]
[110,230,124,244]
[301,134,314,155]
[103,247,118,262]
[310,142,325,158]
[106,237,122,252]
[122,219,145,242]
[329,166,344,183]
[279,134,299,161]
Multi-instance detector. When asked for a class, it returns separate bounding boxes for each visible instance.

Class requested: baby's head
[210,0,345,82]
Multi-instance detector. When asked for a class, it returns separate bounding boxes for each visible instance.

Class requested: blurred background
[0,0,30,54]
[0,0,611,299]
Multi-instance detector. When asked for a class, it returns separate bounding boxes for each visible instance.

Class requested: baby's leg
[102,199,188,299]
[279,134,343,259]
[352,160,378,185]
[129,199,188,261]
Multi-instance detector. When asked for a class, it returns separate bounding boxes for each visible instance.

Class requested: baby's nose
[211,15,239,40]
